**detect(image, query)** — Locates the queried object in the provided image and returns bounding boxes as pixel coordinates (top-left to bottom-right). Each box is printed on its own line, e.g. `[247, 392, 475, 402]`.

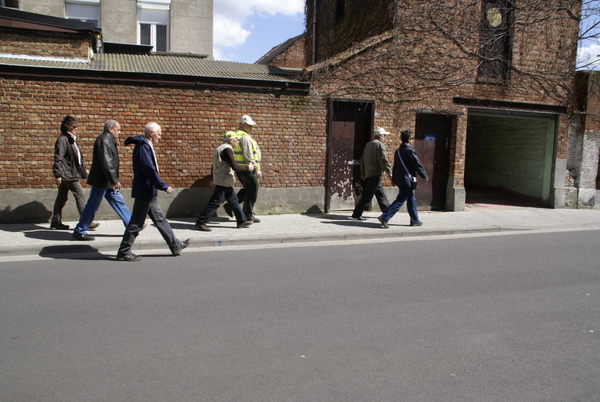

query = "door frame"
[325, 98, 374, 212]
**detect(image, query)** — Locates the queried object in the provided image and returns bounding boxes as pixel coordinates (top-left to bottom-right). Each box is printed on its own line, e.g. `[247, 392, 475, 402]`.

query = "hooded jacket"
[124, 135, 168, 199]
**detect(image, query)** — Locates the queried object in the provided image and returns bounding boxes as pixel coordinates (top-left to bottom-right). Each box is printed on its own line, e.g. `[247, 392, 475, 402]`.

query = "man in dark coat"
[116, 122, 189, 262]
[378, 130, 429, 228]
[72, 119, 131, 240]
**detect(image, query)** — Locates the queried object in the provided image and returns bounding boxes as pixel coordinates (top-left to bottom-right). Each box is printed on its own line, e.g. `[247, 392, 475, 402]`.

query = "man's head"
[239, 115, 256, 131]
[104, 119, 121, 139]
[223, 131, 239, 147]
[400, 130, 413, 144]
[61, 114, 79, 135]
[374, 127, 390, 141]
[144, 122, 162, 145]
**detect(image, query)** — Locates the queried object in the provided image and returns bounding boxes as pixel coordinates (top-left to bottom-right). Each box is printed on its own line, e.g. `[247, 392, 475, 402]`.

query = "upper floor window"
[478, 0, 512, 81]
[335, 0, 346, 22]
[1, 0, 20, 8]
[137, 1, 170, 52]
[65, 0, 100, 28]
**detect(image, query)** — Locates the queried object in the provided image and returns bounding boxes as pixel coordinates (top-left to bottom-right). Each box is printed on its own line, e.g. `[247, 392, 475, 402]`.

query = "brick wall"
[0, 78, 327, 191]
[0, 28, 91, 59]
[266, 35, 307, 70]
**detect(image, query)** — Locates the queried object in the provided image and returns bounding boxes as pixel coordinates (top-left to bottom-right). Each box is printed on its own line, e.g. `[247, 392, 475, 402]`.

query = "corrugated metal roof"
[0, 53, 304, 83]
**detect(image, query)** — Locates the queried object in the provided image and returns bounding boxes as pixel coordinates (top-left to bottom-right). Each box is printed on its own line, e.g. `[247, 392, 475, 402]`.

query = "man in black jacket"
[72, 120, 131, 241]
[378, 130, 429, 228]
[51, 114, 97, 230]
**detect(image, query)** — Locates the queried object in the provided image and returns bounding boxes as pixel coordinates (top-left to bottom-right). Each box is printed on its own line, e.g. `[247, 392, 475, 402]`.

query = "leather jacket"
[87, 131, 120, 188]
[52, 133, 87, 181]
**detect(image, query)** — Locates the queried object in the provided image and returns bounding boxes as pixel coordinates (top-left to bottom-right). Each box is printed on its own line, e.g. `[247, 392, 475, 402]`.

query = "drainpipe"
[312, 0, 317, 65]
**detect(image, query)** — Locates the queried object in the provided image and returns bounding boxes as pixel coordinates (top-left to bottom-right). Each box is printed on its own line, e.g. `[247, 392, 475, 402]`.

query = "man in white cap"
[351, 127, 392, 220]
[224, 115, 263, 222]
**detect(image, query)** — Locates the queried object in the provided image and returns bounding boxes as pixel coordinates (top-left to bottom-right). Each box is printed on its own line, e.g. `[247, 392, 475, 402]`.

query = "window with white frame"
[65, 0, 100, 28]
[137, 1, 170, 52]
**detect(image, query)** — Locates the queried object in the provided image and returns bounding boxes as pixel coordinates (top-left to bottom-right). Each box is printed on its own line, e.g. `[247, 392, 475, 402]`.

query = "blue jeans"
[380, 186, 419, 224]
[74, 186, 131, 235]
[198, 185, 246, 224]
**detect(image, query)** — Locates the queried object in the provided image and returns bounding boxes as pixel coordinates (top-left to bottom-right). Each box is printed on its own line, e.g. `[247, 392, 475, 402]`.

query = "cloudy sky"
[213, 0, 305, 63]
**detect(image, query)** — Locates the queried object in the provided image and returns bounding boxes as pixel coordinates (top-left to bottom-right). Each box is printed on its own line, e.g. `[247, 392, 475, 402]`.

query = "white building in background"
[1, 0, 213, 56]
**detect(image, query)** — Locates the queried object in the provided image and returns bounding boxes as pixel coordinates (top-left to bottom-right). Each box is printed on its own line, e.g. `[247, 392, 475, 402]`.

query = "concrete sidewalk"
[2, 205, 600, 259]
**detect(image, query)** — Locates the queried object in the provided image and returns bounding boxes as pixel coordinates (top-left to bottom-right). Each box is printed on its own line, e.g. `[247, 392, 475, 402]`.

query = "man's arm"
[97, 135, 120, 186]
[222, 148, 252, 172]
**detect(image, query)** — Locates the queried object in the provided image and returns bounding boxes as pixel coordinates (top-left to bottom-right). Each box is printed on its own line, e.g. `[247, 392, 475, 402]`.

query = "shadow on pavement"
[39, 245, 110, 260]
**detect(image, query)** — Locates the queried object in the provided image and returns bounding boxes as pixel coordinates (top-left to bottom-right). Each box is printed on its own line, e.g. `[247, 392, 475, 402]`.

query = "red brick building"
[305, 0, 582, 211]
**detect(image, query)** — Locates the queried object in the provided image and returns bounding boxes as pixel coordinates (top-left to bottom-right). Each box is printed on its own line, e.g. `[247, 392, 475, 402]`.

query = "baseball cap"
[224, 131, 238, 139]
[240, 115, 256, 126]
[374, 127, 390, 136]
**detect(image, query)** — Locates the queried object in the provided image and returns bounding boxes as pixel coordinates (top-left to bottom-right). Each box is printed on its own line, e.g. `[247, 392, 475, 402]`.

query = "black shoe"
[172, 238, 190, 256]
[223, 203, 234, 218]
[88, 221, 100, 231]
[378, 216, 389, 229]
[116, 253, 142, 262]
[351, 216, 367, 221]
[410, 221, 423, 226]
[195, 222, 212, 231]
[237, 220, 253, 228]
[72, 232, 95, 241]
[50, 222, 69, 230]
[250, 217, 261, 223]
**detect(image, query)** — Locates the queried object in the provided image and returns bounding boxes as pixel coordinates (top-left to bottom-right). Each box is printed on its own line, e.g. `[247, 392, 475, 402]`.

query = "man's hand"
[256, 170, 262, 179]
[248, 162, 255, 172]
[166, 186, 173, 194]
[207, 181, 215, 191]
[55, 177, 62, 185]
[112, 181, 122, 191]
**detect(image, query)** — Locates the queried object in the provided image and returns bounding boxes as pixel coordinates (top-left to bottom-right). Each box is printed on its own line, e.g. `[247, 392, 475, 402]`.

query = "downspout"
[312, 0, 317, 65]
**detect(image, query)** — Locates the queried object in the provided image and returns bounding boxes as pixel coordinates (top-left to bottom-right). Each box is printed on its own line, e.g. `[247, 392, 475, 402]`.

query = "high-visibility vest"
[233, 129, 261, 169]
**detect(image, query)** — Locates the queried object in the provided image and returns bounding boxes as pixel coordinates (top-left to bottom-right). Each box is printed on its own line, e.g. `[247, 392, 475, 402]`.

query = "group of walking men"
[52, 114, 428, 261]
[51, 114, 262, 262]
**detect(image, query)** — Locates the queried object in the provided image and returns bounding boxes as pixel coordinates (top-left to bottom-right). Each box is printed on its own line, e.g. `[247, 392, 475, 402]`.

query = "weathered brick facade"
[0, 78, 327, 189]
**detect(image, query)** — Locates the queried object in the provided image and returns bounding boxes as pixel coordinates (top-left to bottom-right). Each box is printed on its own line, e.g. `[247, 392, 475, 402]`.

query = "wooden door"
[413, 114, 452, 210]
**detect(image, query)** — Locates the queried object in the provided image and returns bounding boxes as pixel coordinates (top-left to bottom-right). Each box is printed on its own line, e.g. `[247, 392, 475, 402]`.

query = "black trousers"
[118, 197, 181, 256]
[352, 176, 389, 218]
[197, 185, 246, 224]
[235, 170, 259, 219]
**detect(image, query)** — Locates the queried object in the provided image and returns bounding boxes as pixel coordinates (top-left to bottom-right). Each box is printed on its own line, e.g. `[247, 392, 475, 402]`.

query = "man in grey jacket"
[351, 127, 392, 220]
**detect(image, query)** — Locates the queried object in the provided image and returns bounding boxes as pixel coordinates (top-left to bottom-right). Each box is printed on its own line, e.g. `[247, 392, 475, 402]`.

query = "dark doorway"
[413, 113, 452, 210]
[326, 99, 374, 211]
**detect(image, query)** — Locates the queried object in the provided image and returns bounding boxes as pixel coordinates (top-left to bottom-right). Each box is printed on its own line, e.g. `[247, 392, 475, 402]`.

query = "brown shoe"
[237, 220, 253, 228]
[195, 222, 212, 231]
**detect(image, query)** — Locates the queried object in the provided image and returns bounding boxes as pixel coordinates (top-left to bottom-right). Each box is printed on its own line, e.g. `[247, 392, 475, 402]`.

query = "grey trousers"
[117, 197, 181, 256]
[52, 180, 86, 224]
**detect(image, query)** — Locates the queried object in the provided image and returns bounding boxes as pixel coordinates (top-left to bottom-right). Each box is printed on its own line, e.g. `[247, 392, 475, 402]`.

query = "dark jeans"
[352, 176, 389, 218]
[235, 170, 259, 219]
[118, 197, 182, 256]
[197, 185, 246, 224]
[52, 180, 86, 224]
[380, 186, 419, 224]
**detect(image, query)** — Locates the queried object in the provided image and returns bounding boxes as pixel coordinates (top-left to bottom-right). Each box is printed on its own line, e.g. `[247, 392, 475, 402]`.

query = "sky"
[213, 0, 306, 64]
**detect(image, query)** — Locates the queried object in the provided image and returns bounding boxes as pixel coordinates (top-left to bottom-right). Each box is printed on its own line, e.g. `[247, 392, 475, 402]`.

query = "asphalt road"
[1, 230, 599, 402]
